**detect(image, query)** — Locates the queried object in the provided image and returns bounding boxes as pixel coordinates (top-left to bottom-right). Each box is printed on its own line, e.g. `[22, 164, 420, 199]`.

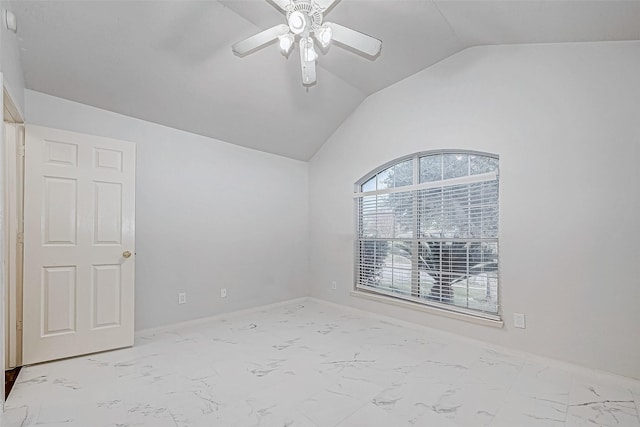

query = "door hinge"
[16, 320, 23, 331]
[17, 232, 24, 244]
[18, 125, 26, 157]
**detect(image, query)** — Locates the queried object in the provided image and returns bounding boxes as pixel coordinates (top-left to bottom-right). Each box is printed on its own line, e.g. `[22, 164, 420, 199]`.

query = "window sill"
[350, 290, 504, 329]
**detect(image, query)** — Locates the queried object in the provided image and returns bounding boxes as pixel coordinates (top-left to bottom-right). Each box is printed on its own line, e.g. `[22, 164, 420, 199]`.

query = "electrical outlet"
[221, 288, 227, 298]
[331, 281, 337, 290]
[178, 292, 186, 304]
[513, 313, 526, 329]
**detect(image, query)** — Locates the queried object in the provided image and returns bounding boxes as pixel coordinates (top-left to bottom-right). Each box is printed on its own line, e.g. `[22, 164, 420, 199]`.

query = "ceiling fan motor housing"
[287, 1, 323, 33]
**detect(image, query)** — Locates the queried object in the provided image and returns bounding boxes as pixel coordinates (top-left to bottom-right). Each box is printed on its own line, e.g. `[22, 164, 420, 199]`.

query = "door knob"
[123, 251, 132, 258]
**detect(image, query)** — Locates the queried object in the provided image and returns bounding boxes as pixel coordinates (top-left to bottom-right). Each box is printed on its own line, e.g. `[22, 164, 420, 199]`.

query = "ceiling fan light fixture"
[231, 0, 382, 87]
[278, 33, 295, 56]
[288, 11, 307, 35]
[301, 37, 317, 62]
[315, 24, 332, 49]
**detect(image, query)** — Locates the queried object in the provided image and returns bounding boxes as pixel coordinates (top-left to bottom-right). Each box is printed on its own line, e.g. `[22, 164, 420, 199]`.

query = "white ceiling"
[10, 0, 640, 160]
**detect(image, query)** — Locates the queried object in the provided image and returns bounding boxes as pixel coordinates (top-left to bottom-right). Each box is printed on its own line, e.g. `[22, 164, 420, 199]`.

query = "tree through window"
[355, 151, 500, 319]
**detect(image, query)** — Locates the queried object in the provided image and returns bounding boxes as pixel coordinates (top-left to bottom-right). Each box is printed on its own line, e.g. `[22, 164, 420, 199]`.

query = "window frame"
[353, 150, 501, 323]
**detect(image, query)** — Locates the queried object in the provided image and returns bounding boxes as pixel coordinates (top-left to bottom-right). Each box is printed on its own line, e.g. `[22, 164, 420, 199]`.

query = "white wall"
[25, 90, 309, 331]
[0, 1, 25, 114]
[309, 41, 640, 379]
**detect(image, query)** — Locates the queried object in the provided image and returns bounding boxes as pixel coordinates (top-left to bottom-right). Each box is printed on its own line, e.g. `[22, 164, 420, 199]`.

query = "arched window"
[355, 151, 500, 320]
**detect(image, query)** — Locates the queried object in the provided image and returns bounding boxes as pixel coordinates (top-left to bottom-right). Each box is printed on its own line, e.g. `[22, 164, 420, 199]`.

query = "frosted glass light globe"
[278, 33, 295, 55]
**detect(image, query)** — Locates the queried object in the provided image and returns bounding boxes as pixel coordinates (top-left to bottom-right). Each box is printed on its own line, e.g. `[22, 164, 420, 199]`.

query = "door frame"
[3, 86, 25, 371]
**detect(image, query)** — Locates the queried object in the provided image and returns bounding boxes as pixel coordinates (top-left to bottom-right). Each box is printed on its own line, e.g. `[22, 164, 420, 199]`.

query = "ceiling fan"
[231, 0, 382, 86]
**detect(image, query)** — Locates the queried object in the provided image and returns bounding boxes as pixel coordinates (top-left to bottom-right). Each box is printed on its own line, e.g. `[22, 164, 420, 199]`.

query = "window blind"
[355, 152, 499, 320]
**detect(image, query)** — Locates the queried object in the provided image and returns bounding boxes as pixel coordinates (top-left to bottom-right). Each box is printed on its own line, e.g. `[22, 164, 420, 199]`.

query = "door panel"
[94, 148, 122, 171]
[42, 266, 76, 336]
[45, 140, 77, 167]
[23, 125, 136, 365]
[92, 264, 121, 328]
[94, 182, 122, 244]
[44, 177, 78, 245]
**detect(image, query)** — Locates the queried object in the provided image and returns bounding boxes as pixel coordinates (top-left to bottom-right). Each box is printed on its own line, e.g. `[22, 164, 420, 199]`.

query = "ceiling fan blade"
[300, 50, 317, 86]
[232, 24, 290, 57]
[267, 0, 293, 13]
[315, 0, 340, 13]
[325, 22, 382, 57]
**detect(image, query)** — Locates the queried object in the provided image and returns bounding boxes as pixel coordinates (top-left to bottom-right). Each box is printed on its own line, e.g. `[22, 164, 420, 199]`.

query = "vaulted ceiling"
[10, 0, 640, 160]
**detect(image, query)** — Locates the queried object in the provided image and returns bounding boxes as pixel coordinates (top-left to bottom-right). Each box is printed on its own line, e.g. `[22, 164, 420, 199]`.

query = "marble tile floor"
[2, 298, 640, 427]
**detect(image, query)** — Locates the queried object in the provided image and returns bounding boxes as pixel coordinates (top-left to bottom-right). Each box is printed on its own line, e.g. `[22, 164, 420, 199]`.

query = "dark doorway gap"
[5, 366, 22, 398]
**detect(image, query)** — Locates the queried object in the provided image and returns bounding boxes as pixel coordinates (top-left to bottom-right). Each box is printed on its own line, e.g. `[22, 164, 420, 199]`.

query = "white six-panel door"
[23, 125, 136, 365]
